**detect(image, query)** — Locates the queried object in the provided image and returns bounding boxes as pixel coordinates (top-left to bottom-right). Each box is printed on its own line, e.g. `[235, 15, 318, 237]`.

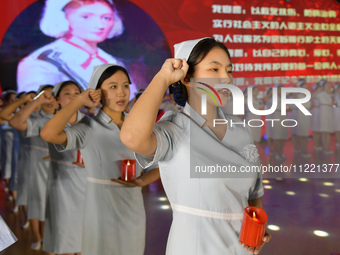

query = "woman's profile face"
[101, 70, 130, 113]
[190, 47, 233, 107]
[65, 2, 114, 43]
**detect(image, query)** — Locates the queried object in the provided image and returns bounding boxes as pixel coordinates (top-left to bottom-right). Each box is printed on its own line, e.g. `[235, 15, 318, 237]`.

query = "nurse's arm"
[0, 94, 34, 121]
[111, 168, 160, 187]
[248, 197, 263, 208]
[9, 94, 50, 132]
[40, 89, 101, 145]
[121, 58, 189, 157]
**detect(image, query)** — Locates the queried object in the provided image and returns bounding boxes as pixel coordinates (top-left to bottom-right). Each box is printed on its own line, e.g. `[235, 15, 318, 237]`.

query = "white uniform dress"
[271, 98, 289, 140]
[317, 91, 334, 132]
[15, 131, 32, 206]
[311, 95, 320, 132]
[296, 94, 312, 137]
[265, 98, 274, 139]
[244, 98, 263, 143]
[26, 111, 52, 221]
[27, 111, 87, 254]
[334, 94, 340, 131]
[17, 39, 123, 92]
[0, 216, 17, 252]
[55, 110, 147, 255]
[135, 104, 264, 255]
[9, 128, 19, 193]
[0, 121, 14, 180]
[289, 103, 298, 136]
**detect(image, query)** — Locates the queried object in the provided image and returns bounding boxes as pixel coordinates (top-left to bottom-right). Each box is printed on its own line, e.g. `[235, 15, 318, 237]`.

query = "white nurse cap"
[296, 79, 306, 87]
[88, 64, 119, 89]
[174, 38, 210, 60]
[37, 84, 54, 94]
[52, 81, 65, 97]
[319, 79, 328, 87]
[1, 90, 17, 100]
[52, 80, 79, 97]
[40, 0, 124, 38]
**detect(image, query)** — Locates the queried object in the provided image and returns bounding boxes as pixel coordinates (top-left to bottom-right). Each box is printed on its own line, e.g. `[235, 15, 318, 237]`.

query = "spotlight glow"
[319, 193, 329, 198]
[286, 191, 295, 196]
[323, 182, 334, 187]
[276, 178, 283, 181]
[263, 180, 270, 184]
[299, 178, 308, 182]
[159, 197, 167, 201]
[313, 230, 329, 237]
[335, 189, 340, 193]
[160, 205, 170, 210]
[268, 225, 280, 231]
[264, 185, 272, 189]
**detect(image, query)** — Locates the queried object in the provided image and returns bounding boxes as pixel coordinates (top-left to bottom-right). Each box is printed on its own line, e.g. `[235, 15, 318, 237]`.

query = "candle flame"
[127, 160, 130, 166]
[252, 212, 260, 223]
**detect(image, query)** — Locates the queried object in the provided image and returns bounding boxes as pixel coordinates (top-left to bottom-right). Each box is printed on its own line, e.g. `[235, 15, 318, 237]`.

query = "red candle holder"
[72, 150, 85, 167]
[239, 206, 267, 247]
[121, 160, 136, 181]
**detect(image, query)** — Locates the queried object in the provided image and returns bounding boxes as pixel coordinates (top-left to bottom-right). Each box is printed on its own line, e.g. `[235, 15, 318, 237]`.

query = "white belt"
[50, 159, 77, 167]
[171, 203, 243, 220]
[87, 177, 122, 186]
[29, 145, 49, 152]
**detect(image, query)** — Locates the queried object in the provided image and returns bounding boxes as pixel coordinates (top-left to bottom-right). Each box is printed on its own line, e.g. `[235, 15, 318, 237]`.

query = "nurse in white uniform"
[316, 80, 334, 154]
[334, 83, 340, 147]
[264, 87, 274, 155]
[10, 85, 58, 250]
[311, 83, 322, 150]
[41, 65, 159, 255]
[271, 85, 289, 161]
[295, 81, 312, 157]
[0, 91, 37, 227]
[244, 86, 263, 146]
[121, 38, 271, 255]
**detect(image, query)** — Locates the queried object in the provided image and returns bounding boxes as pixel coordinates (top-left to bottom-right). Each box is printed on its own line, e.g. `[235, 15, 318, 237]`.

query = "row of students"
[0, 85, 57, 250]
[1, 37, 270, 255]
[223, 79, 338, 160]
[1, 68, 159, 254]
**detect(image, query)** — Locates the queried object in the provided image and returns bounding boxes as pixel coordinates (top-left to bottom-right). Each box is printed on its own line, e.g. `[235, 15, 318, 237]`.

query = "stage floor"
[1, 137, 339, 255]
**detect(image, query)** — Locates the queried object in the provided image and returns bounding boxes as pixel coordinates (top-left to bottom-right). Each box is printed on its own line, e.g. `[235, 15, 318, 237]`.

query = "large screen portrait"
[0, 0, 172, 96]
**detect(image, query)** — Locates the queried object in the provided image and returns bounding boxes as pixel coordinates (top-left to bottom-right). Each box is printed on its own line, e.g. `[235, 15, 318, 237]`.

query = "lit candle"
[239, 206, 267, 247]
[121, 160, 136, 181]
[72, 150, 85, 167]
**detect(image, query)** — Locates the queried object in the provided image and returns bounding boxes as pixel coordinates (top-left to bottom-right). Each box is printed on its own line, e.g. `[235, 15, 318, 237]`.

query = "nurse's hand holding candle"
[111, 167, 160, 187]
[239, 200, 271, 254]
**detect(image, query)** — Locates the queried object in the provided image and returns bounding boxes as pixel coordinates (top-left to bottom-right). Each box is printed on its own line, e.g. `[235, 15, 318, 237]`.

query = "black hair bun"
[169, 81, 188, 107]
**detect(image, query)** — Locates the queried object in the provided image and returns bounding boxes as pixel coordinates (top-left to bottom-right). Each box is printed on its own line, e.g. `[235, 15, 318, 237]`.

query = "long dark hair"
[96, 65, 131, 89]
[170, 38, 231, 106]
